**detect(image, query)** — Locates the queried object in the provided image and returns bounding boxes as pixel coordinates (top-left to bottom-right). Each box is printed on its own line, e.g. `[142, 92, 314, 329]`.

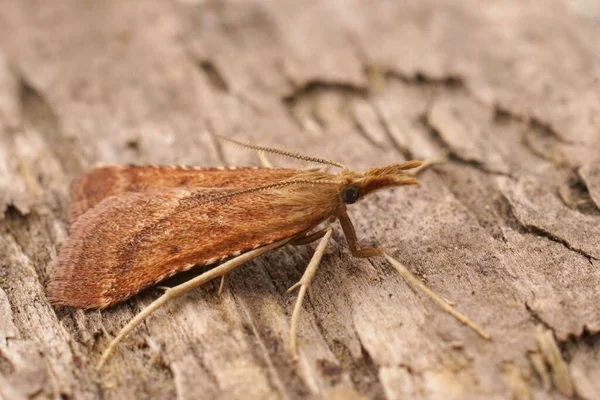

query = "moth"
[47, 137, 489, 369]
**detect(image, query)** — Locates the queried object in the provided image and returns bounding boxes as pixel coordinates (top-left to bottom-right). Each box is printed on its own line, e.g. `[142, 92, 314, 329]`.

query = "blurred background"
[0, 1, 599, 399]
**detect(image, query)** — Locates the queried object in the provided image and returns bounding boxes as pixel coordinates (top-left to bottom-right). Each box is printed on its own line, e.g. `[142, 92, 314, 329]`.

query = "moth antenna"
[216, 135, 346, 169]
[198, 179, 338, 205]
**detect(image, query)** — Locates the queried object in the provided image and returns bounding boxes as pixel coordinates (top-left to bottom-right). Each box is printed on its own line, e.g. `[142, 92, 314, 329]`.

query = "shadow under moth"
[47, 137, 490, 370]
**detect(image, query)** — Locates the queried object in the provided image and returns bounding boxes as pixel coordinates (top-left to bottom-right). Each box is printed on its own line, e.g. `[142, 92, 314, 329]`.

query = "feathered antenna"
[197, 179, 339, 205]
[216, 135, 346, 169]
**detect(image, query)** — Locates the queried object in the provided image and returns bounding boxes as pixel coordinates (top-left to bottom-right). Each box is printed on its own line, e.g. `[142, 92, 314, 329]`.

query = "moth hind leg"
[256, 150, 273, 168]
[217, 275, 227, 296]
[96, 238, 290, 370]
[287, 227, 333, 359]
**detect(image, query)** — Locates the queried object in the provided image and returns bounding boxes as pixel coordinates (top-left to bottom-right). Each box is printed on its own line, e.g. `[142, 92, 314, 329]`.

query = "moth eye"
[342, 185, 359, 204]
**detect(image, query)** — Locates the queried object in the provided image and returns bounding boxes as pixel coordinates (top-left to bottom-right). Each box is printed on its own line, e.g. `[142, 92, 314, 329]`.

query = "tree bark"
[1, 1, 599, 399]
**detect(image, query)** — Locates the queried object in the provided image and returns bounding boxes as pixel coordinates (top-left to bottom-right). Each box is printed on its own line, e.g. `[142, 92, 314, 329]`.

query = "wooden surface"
[1, 1, 599, 399]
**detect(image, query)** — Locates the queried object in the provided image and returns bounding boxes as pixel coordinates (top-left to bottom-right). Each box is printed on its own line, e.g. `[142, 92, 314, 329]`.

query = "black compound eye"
[342, 185, 360, 204]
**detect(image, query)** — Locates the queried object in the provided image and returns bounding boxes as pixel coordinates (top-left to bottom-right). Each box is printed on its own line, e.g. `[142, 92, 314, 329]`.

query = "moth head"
[340, 161, 423, 205]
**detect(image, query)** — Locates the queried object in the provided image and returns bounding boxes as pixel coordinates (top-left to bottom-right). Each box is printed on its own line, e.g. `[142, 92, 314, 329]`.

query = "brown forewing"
[49, 183, 340, 309]
[68, 166, 299, 223]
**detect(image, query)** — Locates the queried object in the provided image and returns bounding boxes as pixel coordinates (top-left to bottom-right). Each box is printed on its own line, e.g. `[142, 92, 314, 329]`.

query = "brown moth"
[47, 137, 489, 369]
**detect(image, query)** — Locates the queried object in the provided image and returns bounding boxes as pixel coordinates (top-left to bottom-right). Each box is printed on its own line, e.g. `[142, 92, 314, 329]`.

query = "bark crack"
[421, 113, 513, 178]
[499, 190, 597, 263]
[524, 301, 555, 333]
[376, 67, 464, 90]
[519, 221, 595, 263]
[282, 80, 368, 106]
[495, 106, 578, 146]
[335, 333, 385, 400]
[198, 60, 230, 93]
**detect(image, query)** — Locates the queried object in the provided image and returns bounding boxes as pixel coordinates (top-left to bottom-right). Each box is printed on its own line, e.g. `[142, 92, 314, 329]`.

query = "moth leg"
[96, 237, 292, 371]
[383, 253, 491, 340]
[339, 213, 384, 258]
[256, 151, 273, 168]
[289, 227, 329, 246]
[217, 275, 227, 296]
[340, 213, 489, 339]
[286, 227, 333, 360]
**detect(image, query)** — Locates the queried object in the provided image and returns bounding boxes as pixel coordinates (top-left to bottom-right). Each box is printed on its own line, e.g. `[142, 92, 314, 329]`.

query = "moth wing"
[68, 166, 298, 223]
[49, 184, 339, 309]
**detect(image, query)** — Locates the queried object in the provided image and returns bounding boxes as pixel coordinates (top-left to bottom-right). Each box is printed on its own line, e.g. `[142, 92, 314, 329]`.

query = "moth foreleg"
[287, 227, 333, 360]
[96, 237, 292, 370]
[339, 213, 384, 258]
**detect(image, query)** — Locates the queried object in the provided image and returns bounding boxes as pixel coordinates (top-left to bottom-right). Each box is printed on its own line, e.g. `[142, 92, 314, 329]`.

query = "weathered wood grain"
[1, 1, 599, 399]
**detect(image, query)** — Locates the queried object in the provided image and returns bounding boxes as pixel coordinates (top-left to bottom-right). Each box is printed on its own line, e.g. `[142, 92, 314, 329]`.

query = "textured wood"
[1, 1, 599, 399]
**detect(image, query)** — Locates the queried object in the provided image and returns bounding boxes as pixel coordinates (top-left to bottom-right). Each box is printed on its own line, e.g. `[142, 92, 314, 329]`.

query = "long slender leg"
[256, 151, 273, 168]
[383, 253, 490, 340]
[96, 237, 292, 370]
[339, 213, 383, 258]
[217, 274, 227, 296]
[286, 227, 333, 359]
[339, 213, 490, 339]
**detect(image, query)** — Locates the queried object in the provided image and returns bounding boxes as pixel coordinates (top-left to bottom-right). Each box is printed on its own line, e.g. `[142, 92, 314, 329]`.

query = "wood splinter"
[46, 136, 490, 370]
